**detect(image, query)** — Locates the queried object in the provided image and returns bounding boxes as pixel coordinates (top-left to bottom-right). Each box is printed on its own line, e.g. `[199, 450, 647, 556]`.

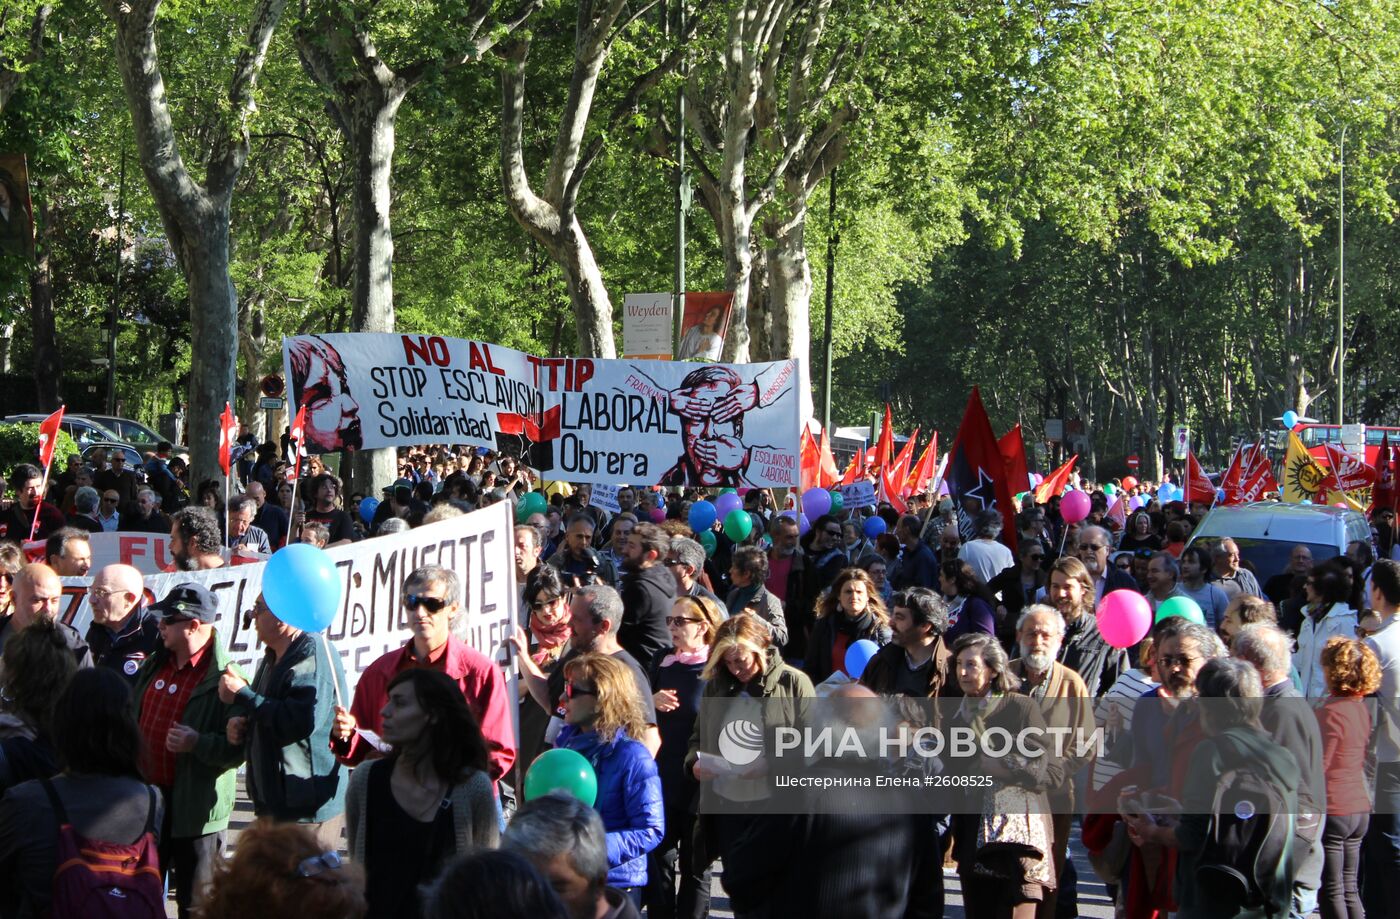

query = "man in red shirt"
[330, 565, 516, 782]
[0, 463, 66, 541]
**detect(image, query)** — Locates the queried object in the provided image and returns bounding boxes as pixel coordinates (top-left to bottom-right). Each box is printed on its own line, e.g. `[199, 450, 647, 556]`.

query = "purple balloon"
[780, 509, 812, 536]
[649, 507, 667, 524]
[801, 488, 832, 519]
[715, 493, 743, 518]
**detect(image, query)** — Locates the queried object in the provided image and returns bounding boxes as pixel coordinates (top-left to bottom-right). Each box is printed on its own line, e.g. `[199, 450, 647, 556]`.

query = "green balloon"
[720, 487, 738, 495]
[829, 490, 845, 514]
[699, 530, 718, 556]
[1155, 596, 1205, 625]
[1103, 483, 1117, 497]
[516, 491, 548, 521]
[524, 748, 598, 807]
[723, 508, 753, 542]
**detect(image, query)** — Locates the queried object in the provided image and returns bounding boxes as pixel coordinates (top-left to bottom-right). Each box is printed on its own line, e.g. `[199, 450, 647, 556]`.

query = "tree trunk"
[184, 225, 239, 488]
[552, 219, 615, 357]
[718, 194, 754, 362]
[766, 195, 815, 418]
[28, 194, 61, 410]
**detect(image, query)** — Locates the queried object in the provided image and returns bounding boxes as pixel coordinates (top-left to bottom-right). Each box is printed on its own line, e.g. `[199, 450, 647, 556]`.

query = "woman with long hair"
[511, 566, 573, 779]
[804, 568, 892, 683]
[196, 479, 227, 538]
[1117, 511, 1161, 553]
[0, 619, 79, 791]
[938, 559, 998, 642]
[1316, 637, 1380, 919]
[345, 668, 499, 919]
[0, 667, 166, 917]
[1296, 560, 1360, 697]
[555, 653, 664, 905]
[646, 596, 726, 919]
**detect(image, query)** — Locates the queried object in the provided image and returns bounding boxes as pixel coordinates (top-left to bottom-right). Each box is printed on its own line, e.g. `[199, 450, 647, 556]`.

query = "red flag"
[1219, 444, 1245, 504]
[839, 449, 862, 486]
[997, 425, 1031, 495]
[1323, 442, 1376, 492]
[799, 427, 822, 490]
[36, 407, 63, 470]
[873, 404, 894, 471]
[946, 388, 1017, 549]
[817, 429, 840, 489]
[1185, 452, 1215, 504]
[905, 432, 939, 496]
[1105, 495, 1127, 530]
[218, 402, 237, 477]
[1033, 454, 1078, 504]
[1372, 434, 1395, 514]
[289, 405, 307, 479]
[1239, 461, 1278, 503]
[890, 428, 919, 489]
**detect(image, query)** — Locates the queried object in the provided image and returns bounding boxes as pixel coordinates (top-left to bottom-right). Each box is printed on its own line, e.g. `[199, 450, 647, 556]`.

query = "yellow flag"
[1281, 432, 1330, 503]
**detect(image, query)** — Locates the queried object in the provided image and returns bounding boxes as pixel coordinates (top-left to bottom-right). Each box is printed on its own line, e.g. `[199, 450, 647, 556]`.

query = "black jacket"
[804, 614, 892, 685]
[1058, 611, 1126, 698]
[619, 564, 676, 672]
[86, 607, 162, 684]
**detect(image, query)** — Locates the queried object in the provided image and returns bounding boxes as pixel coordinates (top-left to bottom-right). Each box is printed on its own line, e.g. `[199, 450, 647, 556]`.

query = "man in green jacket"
[132, 582, 248, 919]
[220, 593, 348, 847]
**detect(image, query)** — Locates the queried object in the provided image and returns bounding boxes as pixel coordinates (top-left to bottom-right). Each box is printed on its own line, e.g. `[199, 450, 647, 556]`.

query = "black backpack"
[1193, 732, 1294, 916]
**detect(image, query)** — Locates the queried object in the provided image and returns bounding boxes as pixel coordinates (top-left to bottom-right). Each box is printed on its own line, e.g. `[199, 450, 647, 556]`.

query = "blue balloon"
[863, 516, 887, 539]
[688, 499, 717, 532]
[844, 639, 879, 679]
[1156, 483, 1174, 502]
[1282, 410, 1299, 429]
[359, 496, 380, 526]
[263, 543, 343, 633]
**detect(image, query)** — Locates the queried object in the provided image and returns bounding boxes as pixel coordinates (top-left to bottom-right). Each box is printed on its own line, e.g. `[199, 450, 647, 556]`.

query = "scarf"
[834, 607, 874, 638]
[660, 646, 710, 668]
[529, 611, 571, 665]
[729, 584, 763, 616]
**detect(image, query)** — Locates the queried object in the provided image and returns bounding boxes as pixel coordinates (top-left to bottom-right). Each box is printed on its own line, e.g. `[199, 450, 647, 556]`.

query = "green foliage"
[0, 424, 77, 479]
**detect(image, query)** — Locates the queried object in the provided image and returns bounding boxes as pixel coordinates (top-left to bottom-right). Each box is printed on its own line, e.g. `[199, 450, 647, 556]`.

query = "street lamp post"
[1336, 124, 1345, 426]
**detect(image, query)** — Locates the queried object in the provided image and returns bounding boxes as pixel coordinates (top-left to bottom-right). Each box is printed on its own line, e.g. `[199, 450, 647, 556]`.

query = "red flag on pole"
[905, 432, 939, 497]
[36, 407, 63, 470]
[799, 427, 821, 490]
[1322, 442, 1377, 492]
[997, 424, 1031, 496]
[873, 404, 894, 471]
[1105, 495, 1127, 530]
[838, 450, 862, 486]
[890, 428, 919, 490]
[289, 405, 307, 480]
[817, 429, 840, 489]
[1219, 444, 1245, 504]
[1372, 434, 1395, 515]
[218, 402, 237, 477]
[1033, 454, 1078, 504]
[1185, 451, 1215, 505]
[1239, 461, 1278, 503]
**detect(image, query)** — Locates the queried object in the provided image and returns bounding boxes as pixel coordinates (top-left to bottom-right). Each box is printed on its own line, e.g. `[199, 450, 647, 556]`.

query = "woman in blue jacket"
[555, 652, 664, 904]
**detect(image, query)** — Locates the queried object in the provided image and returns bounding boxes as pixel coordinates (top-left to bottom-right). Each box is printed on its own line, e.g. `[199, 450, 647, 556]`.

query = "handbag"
[973, 783, 1055, 887]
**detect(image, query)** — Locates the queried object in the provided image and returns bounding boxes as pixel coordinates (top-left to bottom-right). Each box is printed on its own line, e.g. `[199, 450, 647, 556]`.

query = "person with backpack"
[0, 617, 80, 793]
[0, 666, 165, 918]
[1123, 657, 1300, 919]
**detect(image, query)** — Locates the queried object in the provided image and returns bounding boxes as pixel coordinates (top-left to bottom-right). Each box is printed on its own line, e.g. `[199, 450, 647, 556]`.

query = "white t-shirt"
[959, 538, 1015, 585]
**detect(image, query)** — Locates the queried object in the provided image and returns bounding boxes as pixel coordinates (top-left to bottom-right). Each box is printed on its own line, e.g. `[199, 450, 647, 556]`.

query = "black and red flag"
[947, 388, 1017, 549]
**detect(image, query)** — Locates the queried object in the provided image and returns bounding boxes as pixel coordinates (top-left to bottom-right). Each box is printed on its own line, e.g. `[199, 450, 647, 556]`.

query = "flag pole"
[916, 454, 949, 542]
[320, 631, 345, 710]
[29, 456, 54, 542]
[224, 470, 231, 553]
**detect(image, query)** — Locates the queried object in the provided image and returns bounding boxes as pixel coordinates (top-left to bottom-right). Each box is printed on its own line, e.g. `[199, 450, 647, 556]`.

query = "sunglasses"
[404, 594, 448, 613]
[665, 616, 703, 626]
[529, 597, 562, 611]
[1080, 543, 1107, 552]
[824, 529, 842, 537]
[296, 850, 344, 879]
[565, 682, 597, 699]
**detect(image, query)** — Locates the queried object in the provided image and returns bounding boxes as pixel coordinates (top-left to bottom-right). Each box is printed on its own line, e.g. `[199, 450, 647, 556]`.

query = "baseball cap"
[383, 477, 414, 494]
[150, 583, 219, 623]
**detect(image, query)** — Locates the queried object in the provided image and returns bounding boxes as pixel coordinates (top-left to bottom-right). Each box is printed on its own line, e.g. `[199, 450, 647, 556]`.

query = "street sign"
[1126, 454, 1140, 469]
[259, 374, 285, 398]
[1044, 419, 1064, 443]
[258, 397, 285, 410]
[1172, 426, 1190, 461]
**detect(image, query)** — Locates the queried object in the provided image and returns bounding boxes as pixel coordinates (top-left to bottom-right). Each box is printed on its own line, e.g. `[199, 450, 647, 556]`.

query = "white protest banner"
[589, 484, 622, 514]
[85, 532, 173, 574]
[622, 293, 674, 359]
[839, 481, 877, 509]
[58, 503, 517, 697]
[282, 332, 801, 488]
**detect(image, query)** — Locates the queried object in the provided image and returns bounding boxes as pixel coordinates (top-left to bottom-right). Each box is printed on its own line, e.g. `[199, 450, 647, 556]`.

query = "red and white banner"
[37, 407, 64, 469]
[1323, 442, 1376, 492]
[218, 402, 237, 477]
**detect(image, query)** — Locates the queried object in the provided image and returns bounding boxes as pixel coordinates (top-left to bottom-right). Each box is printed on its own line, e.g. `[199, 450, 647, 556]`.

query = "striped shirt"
[1090, 667, 1158, 791]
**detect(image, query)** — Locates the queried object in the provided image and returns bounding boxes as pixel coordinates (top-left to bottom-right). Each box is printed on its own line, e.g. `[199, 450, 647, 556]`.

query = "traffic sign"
[1126, 454, 1140, 469]
[260, 374, 285, 398]
[1172, 426, 1190, 461]
[259, 397, 285, 410]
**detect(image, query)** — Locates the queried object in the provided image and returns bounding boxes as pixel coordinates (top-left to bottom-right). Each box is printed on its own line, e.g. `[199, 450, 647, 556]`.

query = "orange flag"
[839, 449, 863, 486]
[873, 404, 894, 470]
[817, 429, 840, 488]
[1033, 454, 1078, 504]
[889, 428, 919, 493]
[799, 427, 822, 490]
[905, 432, 939, 496]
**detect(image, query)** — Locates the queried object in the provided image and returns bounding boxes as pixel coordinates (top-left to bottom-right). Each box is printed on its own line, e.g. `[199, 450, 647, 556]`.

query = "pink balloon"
[649, 507, 667, 523]
[1097, 589, 1151, 649]
[1060, 489, 1092, 524]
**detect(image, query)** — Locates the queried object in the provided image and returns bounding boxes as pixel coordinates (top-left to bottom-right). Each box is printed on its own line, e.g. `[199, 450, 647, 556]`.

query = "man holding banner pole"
[0, 463, 66, 543]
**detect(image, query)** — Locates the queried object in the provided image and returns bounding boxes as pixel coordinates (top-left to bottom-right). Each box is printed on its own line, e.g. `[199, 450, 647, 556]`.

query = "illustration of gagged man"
[659, 364, 790, 487]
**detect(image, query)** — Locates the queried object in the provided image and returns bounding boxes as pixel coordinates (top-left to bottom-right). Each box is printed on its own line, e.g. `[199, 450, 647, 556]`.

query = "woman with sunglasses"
[345, 668, 498, 919]
[645, 596, 725, 918]
[555, 653, 664, 906]
[510, 567, 573, 784]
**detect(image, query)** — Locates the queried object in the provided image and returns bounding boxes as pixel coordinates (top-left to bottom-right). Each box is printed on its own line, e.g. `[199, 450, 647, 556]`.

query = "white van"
[1186, 501, 1371, 586]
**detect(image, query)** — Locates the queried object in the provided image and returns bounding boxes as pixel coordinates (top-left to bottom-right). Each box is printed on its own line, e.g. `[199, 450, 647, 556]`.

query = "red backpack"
[39, 776, 165, 918]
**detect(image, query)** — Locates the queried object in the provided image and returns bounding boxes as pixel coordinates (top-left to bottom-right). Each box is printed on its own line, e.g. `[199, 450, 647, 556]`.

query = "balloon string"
[321, 630, 346, 711]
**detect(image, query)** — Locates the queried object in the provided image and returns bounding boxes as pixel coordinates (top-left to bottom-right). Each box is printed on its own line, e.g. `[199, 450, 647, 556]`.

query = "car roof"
[1189, 501, 1370, 549]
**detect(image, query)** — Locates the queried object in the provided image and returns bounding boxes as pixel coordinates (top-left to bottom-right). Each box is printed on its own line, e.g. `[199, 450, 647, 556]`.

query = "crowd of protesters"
[0, 438, 1395, 919]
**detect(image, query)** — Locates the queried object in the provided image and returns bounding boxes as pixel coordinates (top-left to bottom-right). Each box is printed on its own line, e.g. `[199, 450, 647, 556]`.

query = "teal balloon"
[517, 491, 548, 521]
[720, 487, 738, 495]
[524, 748, 598, 807]
[723, 509, 753, 542]
[698, 530, 718, 557]
[1155, 596, 1205, 626]
[1103, 483, 1117, 497]
[263, 544, 342, 632]
[829, 490, 845, 514]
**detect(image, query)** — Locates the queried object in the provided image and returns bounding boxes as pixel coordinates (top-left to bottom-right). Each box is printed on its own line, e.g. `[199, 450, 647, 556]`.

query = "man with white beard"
[1009, 604, 1095, 919]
